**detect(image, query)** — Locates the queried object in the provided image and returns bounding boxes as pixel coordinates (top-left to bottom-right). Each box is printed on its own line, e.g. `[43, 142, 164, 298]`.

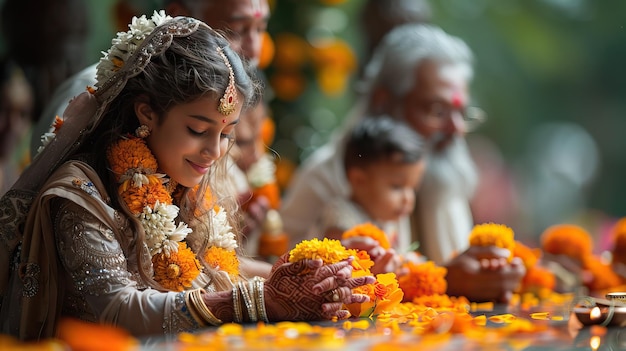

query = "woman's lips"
[188, 160, 212, 174]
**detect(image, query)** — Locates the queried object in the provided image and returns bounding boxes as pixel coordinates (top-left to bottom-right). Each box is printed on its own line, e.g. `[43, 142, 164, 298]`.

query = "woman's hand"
[264, 254, 376, 321]
[445, 246, 526, 303]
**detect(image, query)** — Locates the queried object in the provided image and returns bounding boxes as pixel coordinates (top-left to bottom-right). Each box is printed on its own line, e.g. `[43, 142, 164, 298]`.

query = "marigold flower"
[347, 272, 403, 318]
[398, 261, 448, 301]
[204, 246, 240, 279]
[288, 238, 351, 264]
[583, 255, 623, 292]
[342, 222, 391, 250]
[121, 180, 172, 215]
[520, 266, 556, 294]
[540, 224, 593, 263]
[153, 242, 201, 291]
[107, 137, 159, 182]
[513, 241, 541, 270]
[468, 223, 515, 260]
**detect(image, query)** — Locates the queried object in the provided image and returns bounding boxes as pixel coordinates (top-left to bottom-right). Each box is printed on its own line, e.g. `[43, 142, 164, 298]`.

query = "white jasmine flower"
[208, 207, 238, 251]
[246, 154, 276, 188]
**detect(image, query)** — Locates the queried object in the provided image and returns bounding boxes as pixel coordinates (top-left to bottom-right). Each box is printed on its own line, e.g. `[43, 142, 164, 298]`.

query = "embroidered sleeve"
[53, 198, 197, 336]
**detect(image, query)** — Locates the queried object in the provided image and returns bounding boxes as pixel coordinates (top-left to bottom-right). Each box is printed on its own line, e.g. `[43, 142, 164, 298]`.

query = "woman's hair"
[77, 24, 261, 290]
[343, 115, 425, 171]
[360, 23, 474, 98]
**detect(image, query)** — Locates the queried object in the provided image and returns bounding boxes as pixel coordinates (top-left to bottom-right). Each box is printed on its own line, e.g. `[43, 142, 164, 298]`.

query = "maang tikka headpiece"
[216, 47, 238, 115]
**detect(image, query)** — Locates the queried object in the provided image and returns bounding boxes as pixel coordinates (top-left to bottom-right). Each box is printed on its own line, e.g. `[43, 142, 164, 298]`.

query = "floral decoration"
[342, 222, 390, 250]
[95, 10, 173, 88]
[540, 224, 593, 263]
[468, 222, 515, 261]
[107, 135, 239, 290]
[398, 261, 447, 302]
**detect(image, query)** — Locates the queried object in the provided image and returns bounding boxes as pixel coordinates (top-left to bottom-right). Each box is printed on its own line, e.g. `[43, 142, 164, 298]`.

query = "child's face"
[350, 159, 426, 223]
[140, 94, 243, 188]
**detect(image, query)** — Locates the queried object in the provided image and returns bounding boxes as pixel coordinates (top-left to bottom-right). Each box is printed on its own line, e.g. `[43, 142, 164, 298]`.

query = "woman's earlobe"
[134, 101, 155, 127]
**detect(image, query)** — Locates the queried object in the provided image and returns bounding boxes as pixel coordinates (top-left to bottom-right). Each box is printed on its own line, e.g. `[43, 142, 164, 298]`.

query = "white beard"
[412, 136, 478, 264]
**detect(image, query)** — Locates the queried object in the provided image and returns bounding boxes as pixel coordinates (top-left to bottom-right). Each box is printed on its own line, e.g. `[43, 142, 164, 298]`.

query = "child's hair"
[344, 115, 424, 170]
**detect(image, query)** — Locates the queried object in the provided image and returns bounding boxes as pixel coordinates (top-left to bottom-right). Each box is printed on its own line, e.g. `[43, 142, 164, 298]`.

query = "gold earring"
[135, 125, 151, 138]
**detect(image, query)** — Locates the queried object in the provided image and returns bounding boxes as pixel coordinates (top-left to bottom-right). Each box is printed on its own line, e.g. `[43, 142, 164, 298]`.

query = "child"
[319, 115, 426, 260]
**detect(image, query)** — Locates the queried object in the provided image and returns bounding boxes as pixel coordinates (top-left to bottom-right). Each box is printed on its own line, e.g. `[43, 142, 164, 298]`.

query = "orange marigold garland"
[107, 135, 239, 291]
[342, 222, 391, 250]
[611, 217, 626, 266]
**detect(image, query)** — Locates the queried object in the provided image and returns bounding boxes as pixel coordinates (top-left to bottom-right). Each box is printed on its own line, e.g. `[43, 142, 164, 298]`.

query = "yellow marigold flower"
[288, 238, 351, 265]
[540, 224, 593, 263]
[121, 181, 172, 215]
[342, 222, 391, 250]
[468, 223, 515, 256]
[398, 261, 447, 301]
[204, 246, 240, 279]
[107, 137, 158, 182]
[152, 242, 201, 291]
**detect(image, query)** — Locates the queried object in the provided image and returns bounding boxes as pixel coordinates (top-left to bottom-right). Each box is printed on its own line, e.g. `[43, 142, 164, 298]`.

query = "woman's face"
[142, 94, 243, 188]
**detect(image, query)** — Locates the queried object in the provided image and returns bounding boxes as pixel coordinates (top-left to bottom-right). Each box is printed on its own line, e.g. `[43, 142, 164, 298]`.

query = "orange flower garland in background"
[468, 223, 515, 261]
[341, 222, 390, 250]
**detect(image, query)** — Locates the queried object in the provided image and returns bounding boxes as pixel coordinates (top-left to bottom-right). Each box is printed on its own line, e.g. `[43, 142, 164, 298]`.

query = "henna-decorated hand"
[264, 254, 375, 321]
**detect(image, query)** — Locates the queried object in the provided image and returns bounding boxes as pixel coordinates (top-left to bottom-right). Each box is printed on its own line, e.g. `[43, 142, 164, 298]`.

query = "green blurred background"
[2, 0, 625, 246]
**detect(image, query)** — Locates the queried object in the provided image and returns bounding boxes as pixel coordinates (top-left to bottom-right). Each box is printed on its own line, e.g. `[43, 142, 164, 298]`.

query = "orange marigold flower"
[411, 293, 470, 311]
[540, 224, 593, 263]
[107, 137, 159, 182]
[348, 249, 374, 273]
[289, 238, 351, 265]
[611, 217, 626, 265]
[513, 241, 541, 270]
[398, 261, 448, 301]
[521, 266, 556, 293]
[53, 115, 64, 133]
[583, 255, 623, 292]
[57, 318, 138, 351]
[203, 246, 240, 279]
[347, 272, 403, 318]
[252, 182, 281, 210]
[468, 223, 515, 260]
[152, 242, 201, 292]
[121, 180, 172, 215]
[342, 222, 391, 250]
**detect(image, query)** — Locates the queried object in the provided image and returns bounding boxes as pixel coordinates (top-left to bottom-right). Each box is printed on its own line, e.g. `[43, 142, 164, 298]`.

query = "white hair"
[361, 23, 474, 98]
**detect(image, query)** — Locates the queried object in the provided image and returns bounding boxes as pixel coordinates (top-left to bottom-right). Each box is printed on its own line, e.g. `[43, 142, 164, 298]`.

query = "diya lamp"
[573, 292, 626, 327]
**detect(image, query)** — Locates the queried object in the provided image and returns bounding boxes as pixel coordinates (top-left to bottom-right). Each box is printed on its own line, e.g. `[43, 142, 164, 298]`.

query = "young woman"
[0, 12, 373, 340]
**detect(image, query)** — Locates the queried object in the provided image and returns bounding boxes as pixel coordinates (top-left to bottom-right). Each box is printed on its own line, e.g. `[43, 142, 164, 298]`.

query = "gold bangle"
[254, 277, 269, 323]
[185, 290, 207, 327]
[190, 288, 223, 326]
[238, 280, 258, 323]
[232, 282, 243, 323]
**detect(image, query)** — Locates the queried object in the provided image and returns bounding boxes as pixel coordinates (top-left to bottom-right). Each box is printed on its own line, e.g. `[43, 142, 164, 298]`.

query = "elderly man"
[280, 23, 524, 302]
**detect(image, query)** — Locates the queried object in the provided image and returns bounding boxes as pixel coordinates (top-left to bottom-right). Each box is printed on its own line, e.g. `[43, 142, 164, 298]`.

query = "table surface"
[140, 297, 626, 351]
